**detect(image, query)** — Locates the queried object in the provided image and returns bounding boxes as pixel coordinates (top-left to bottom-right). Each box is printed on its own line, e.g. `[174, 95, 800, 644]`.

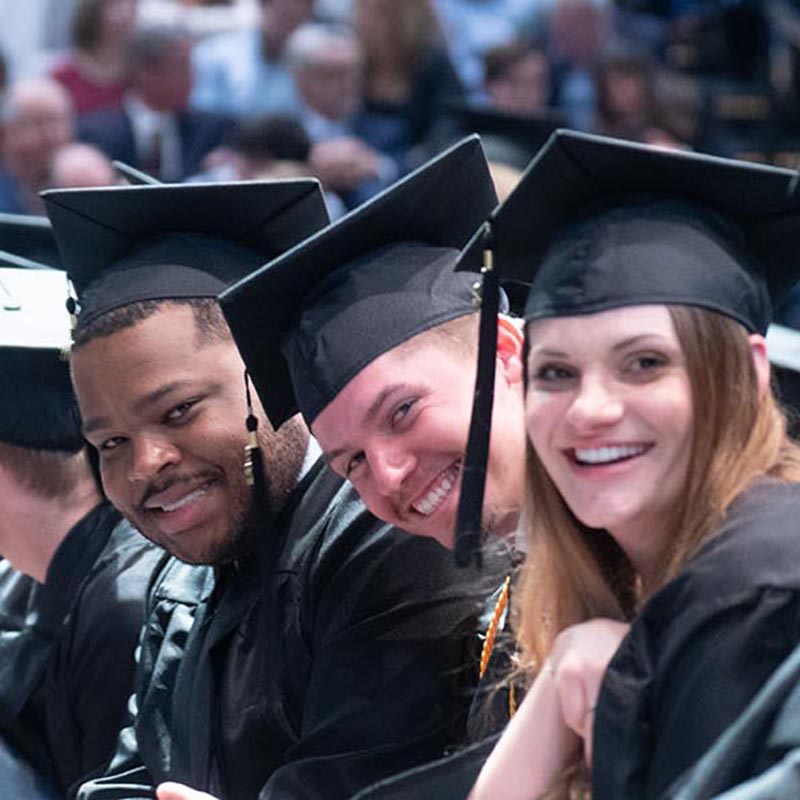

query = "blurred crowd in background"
[0, 0, 796, 227]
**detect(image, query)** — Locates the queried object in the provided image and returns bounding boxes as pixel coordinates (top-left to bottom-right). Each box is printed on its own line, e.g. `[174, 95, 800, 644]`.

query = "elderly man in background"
[0, 78, 74, 215]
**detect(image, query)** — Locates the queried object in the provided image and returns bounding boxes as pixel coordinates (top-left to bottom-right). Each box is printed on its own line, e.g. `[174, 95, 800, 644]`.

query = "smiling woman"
[468, 131, 800, 800]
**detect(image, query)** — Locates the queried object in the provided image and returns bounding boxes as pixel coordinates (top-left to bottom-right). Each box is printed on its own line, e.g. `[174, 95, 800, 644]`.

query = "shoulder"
[653, 480, 800, 615]
[76, 517, 163, 624]
[148, 555, 215, 609]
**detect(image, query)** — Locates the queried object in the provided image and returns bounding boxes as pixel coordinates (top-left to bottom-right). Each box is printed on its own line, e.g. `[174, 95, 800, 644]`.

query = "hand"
[156, 782, 219, 800]
[309, 138, 382, 191]
[545, 618, 630, 767]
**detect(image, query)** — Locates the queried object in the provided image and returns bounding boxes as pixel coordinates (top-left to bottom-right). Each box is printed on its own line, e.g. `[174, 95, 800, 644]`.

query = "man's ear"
[749, 333, 770, 398]
[497, 316, 523, 385]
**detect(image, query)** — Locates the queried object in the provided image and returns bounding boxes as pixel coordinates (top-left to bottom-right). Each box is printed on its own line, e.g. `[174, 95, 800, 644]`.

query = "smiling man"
[220, 136, 527, 552]
[42, 178, 492, 800]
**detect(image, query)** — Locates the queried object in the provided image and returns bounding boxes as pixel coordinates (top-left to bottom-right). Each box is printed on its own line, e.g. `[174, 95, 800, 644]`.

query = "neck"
[609, 520, 668, 594]
[0, 478, 102, 583]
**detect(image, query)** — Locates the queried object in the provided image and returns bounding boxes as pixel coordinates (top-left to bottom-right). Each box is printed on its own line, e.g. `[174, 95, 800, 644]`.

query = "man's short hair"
[0, 441, 89, 498]
[72, 297, 231, 349]
[398, 312, 480, 359]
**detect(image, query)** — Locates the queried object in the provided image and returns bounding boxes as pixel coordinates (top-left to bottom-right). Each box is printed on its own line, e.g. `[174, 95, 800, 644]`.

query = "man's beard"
[193, 468, 276, 566]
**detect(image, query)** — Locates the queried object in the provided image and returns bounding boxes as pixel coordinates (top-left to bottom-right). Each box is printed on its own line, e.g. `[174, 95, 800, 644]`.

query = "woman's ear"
[749, 333, 771, 398]
[497, 315, 524, 385]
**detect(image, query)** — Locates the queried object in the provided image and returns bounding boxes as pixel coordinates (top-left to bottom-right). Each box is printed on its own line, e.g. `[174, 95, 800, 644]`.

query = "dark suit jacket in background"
[77, 107, 235, 181]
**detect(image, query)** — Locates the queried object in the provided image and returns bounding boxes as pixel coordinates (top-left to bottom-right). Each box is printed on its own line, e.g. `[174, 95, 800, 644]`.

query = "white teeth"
[574, 445, 647, 465]
[159, 487, 207, 513]
[413, 464, 459, 516]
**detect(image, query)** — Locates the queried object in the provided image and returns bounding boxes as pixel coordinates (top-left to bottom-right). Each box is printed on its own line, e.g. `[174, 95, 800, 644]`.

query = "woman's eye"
[629, 354, 666, 372]
[345, 452, 365, 477]
[534, 364, 574, 382]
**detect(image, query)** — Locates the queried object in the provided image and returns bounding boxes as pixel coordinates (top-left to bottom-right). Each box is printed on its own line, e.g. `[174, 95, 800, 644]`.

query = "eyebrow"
[529, 334, 669, 360]
[82, 380, 197, 437]
[324, 382, 417, 465]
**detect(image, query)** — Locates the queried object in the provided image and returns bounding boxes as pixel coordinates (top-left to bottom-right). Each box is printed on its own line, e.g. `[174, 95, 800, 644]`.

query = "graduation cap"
[0, 214, 61, 269]
[219, 135, 498, 431]
[0, 267, 82, 452]
[42, 179, 330, 328]
[453, 129, 800, 565]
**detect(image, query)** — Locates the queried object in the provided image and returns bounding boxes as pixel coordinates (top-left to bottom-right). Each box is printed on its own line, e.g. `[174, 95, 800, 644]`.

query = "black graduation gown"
[664, 639, 800, 798]
[353, 555, 526, 800]
[0, 503, 162, 797]
[80, 460, 508, 800]
[593, 478, 800, 799]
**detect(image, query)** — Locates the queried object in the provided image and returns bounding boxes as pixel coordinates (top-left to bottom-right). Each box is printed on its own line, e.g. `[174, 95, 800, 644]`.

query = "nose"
[369, 443, 416, 497]
[565, 373, 624, 433]
[127, 434, 180, 484]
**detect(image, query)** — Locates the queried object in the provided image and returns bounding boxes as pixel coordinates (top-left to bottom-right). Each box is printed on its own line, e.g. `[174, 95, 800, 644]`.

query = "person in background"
[432, 0, 545, 99]
[0, 263, 161, 798]
[593, 45, 684, 148]
[48, 141, 116, 188]
[206, 113, 348, 217]
[287, 21, 396, 206]
[191, 0, 314, 117]
[354, 0, 463, 165]
[50, 0, 138, 115]
[482, 38, 551, 116]
[0, 79, 75, 215]
[547, 0, 611, 131]
[77, 24, 234, 181]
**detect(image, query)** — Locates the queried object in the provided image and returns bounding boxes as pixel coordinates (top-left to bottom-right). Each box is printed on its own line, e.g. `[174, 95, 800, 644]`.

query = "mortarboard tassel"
[455, 220, 500, 568]
[243, 369, 267, 517]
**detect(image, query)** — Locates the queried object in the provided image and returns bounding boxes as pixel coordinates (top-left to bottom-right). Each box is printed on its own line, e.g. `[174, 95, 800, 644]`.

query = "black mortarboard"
[42, 180, 330, 327]
[219, 136, 498, 429]
[0, 214, 61, 269]
[0, 267, 83, 452]
[488, 129, 800, 332]
[454, 129, 800, 565]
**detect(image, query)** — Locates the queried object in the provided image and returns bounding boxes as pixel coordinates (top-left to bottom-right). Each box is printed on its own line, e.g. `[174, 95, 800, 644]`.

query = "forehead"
[527, 304, 677, 350]
[71, 305, 239, 398]
[312, 327, 467, 433]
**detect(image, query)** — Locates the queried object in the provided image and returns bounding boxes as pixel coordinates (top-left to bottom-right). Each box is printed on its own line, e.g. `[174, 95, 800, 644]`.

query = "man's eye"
[164, 400, 197, 423]
[345, 452, 365, 477]
[390, 399, 417, 427]
[99, 436, 126, 452]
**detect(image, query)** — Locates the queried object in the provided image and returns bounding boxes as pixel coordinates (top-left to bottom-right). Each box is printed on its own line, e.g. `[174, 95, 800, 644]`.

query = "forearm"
[469, 672, 579, 800]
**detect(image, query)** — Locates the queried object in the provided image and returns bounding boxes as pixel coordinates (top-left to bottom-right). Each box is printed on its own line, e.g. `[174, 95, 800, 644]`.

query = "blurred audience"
[191, 0, 314, 117]
[77, 24, 234, 180]
[547, 0, 611, 130]
[354, 0, 463, 163]
[593, 44, 684, 148]
[0, 78, 75, 214]
[49, 0, 137, 114]
[432, 0, 546, 98]
[286, 21, 395, 206]
[482, 38, 551, 114]
[47, 141, 115, 187]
